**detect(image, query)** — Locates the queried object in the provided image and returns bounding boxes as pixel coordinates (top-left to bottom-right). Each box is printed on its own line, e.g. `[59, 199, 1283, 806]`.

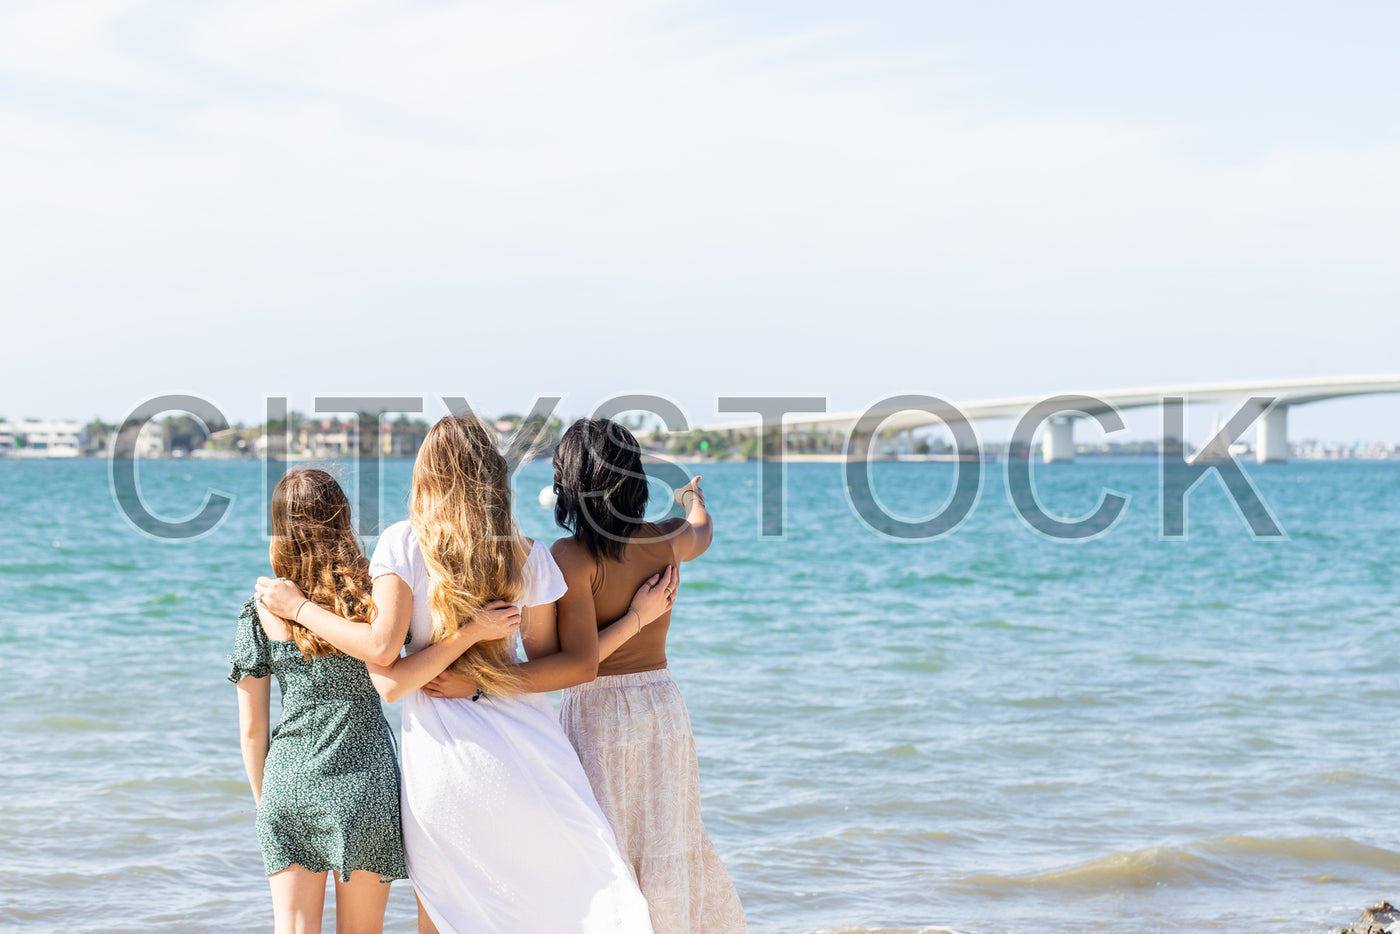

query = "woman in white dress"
[256, 414, 670, 934]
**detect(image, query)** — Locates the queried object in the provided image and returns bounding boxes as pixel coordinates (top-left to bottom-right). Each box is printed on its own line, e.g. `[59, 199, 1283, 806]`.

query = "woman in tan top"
[550, 418, 746, 934]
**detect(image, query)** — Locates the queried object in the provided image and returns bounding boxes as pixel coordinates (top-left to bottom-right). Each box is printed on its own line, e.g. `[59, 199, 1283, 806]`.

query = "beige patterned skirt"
[561, 669, 747, 934]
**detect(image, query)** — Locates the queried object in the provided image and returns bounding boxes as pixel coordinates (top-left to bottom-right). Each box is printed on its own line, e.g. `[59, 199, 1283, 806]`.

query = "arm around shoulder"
[253, 572, 413, 667]
[506, 541, 598, 692]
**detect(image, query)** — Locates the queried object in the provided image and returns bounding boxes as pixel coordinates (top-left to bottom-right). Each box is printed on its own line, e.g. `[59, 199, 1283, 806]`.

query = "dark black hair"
[552, 418, 649, 562]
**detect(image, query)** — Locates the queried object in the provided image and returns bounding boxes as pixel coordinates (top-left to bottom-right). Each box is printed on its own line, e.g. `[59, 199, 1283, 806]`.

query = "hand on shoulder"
[254, 576, 307, 620]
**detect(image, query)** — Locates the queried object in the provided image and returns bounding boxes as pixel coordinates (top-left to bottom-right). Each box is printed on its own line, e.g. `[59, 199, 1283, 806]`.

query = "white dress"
[370, 521, 654, 934]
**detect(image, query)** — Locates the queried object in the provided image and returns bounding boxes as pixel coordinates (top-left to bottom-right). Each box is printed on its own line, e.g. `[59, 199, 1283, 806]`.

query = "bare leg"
[332, 871, 391, 934]
[269, 864, 328, 934]
[415, 892, 441, 934]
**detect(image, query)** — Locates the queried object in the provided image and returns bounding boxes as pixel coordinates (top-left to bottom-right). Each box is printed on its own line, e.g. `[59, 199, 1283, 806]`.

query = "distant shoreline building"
[4, 412, 1399, 463]
[0, 420, 84, 458]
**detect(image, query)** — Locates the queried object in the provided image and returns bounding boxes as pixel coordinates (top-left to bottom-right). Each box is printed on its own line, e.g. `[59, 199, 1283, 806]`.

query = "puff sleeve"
[227, 597, 272, 682]
[521, 541, 568, 607]
[369, 520, 416, 583]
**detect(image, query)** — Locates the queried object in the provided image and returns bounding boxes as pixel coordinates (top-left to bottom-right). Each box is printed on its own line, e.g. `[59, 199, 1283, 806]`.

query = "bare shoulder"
[550, 537, 596, 575]
[648, 518, 686, 564]
[654, 516, 688, 536]
[254, 602, 291, 641]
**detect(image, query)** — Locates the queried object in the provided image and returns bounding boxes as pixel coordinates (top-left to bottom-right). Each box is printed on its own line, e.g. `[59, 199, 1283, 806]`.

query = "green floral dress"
[228, 597, 408, 883]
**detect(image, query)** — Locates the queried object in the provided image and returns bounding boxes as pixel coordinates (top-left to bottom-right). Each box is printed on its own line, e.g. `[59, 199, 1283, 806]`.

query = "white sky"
[1, 0, 1397, 442]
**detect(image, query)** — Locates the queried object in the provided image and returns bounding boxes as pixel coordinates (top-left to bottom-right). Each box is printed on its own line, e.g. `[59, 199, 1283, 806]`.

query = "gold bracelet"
[293, 599, 310, 623]
[633, 607, 642, 635]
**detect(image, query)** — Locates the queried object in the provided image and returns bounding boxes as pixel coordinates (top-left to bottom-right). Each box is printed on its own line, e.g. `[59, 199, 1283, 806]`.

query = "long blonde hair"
[269, 468, 376, 660]
[410, 414, 530, 696]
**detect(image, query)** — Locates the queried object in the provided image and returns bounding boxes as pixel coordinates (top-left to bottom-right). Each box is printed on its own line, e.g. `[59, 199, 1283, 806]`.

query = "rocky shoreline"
[1328, 901, 1400, 934]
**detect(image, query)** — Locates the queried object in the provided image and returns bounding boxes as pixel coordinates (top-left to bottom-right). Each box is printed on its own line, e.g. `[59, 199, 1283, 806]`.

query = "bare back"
[591, 522, 677, 676]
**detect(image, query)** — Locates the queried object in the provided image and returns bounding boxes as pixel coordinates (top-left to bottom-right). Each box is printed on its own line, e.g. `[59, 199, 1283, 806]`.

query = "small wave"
[960, 846, 1230, 893]
[896, 573, 976, 588]
[958, 836, 1400, 897]
[36, 716, 112, 731]
[106, 771, 241, 795]
[971, 618, 1053, 633]
[1126, 653, 1172, 666]
[892, 658, 946, 674]
[1202, 835, 1400, 870]
[0, 563, 73, 575]
[971, 618, 1012, 629]
[22, 583, 84, 596]
[681, 580, 721, 592]
[1003, 693, 1112, 709]
[1178, 600, 1235, 611]
[808, 928, 966, 934]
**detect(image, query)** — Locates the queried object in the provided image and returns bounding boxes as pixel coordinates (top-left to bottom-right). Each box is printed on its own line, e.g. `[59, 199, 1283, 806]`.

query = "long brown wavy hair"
[410, 414, 529, 696]
[269, 468, 376, 660]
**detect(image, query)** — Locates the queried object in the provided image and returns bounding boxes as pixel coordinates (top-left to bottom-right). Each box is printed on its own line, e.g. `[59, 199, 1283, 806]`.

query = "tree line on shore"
[70, 412, 1174, 461]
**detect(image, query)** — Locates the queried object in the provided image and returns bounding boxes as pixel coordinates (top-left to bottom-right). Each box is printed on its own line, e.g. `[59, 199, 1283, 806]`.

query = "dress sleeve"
[369, 521, 414, 582]
[227, 598, 271, 682]
[521, 541, 568, 607]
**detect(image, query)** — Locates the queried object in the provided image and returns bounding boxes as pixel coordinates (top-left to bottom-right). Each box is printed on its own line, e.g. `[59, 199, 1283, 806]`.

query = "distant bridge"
[695, 375, 1400, 464]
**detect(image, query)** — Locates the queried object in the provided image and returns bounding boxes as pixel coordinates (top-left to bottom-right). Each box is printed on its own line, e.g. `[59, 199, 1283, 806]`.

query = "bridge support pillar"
[1043, 417, 1075, 463]
[1256, 404, 1289, 464]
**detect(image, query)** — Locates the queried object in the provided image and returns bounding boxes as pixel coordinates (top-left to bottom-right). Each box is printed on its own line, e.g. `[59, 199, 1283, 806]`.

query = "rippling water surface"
[2, 457, 1398, 933]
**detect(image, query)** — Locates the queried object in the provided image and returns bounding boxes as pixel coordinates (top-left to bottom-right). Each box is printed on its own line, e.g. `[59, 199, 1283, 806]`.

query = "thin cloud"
[0, 0, 1395, 427]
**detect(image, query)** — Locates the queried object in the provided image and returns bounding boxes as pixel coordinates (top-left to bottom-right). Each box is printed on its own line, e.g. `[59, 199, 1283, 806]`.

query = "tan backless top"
[592, 522, 677, 677]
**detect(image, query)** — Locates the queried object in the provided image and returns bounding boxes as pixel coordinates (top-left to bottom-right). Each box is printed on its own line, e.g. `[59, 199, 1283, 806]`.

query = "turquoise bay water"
[2, 457, 1398, 933]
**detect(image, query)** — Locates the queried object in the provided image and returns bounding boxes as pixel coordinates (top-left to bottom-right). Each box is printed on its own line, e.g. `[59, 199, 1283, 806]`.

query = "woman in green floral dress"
[229, 469, 410, 933]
